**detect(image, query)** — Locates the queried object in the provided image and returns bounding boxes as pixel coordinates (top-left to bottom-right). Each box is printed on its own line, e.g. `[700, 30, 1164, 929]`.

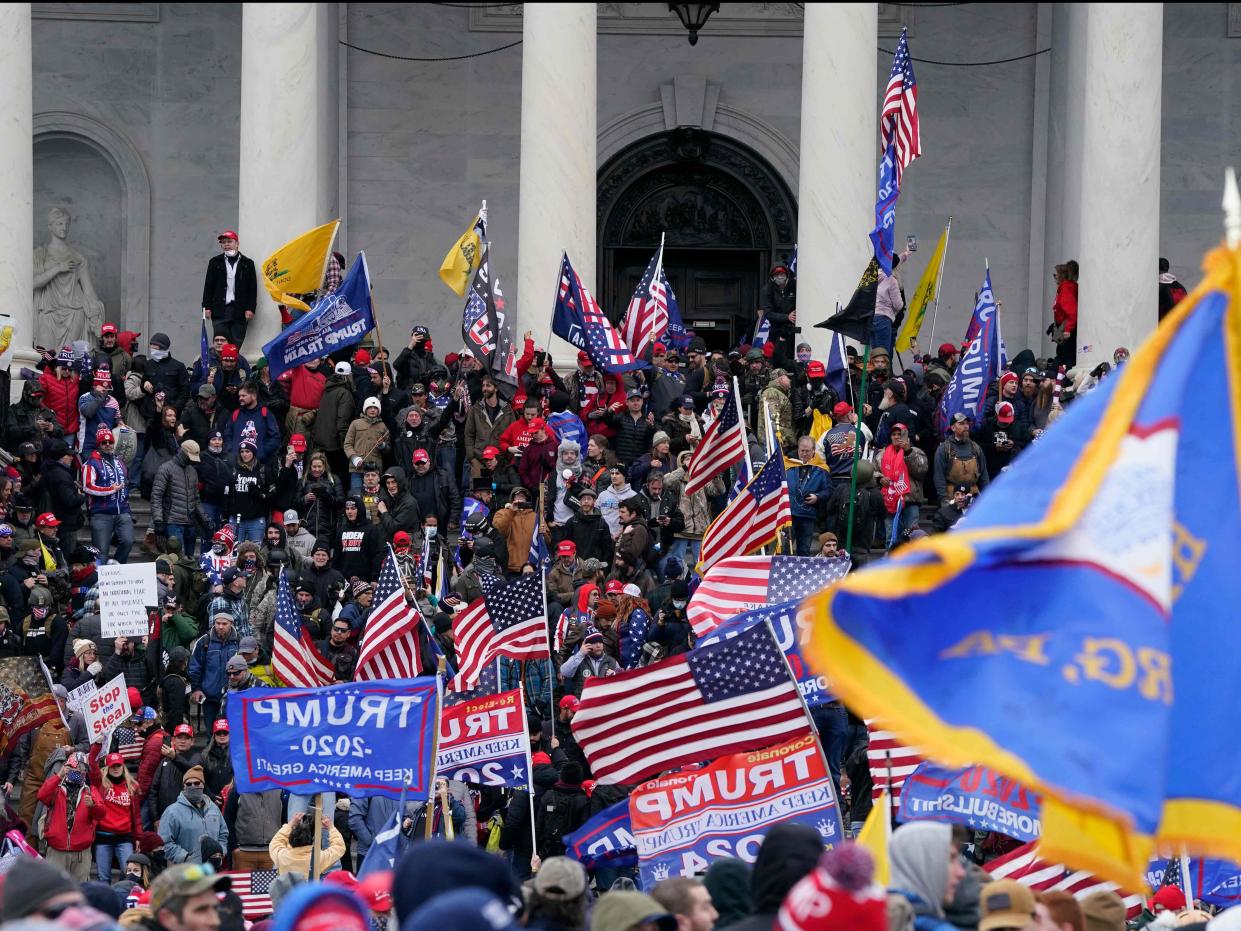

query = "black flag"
[816, 259, 880, 344]
[461, 243, 518, 390]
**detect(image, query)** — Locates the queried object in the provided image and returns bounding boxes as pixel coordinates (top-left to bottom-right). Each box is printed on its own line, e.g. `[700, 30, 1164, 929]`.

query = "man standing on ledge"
[201, 230, 258, 349]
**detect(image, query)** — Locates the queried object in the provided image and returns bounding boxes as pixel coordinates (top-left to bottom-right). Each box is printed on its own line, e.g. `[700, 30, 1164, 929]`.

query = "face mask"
[183, 786, 204, 804]
[212, 543, 225, 555]
[672, 600, 687, 610]
[425, 526, 437, 540]
[149, 348, 168, 361]
[126, 870, 143, 882]
[33, 607, 48, 620]
[223, 249, 238, 258]
[64, 769, 84, 787]
[87, 661, 102, 675]
[796, 351, 812, 363]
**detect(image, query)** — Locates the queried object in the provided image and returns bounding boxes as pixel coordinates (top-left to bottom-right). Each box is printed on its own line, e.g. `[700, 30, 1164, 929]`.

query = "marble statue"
[33, 207, 105, 351]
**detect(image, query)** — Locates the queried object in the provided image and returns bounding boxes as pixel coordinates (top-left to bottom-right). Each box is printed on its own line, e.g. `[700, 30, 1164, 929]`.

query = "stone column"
[239, 3, 339, 356]
[1067, 3, 1162, 371]
[0, 4, 35, 371]
[796, 3, 878, 359]
[517, 3, 596, 347]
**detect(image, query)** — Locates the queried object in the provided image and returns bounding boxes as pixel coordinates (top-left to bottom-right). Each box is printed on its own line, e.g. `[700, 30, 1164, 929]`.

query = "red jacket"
[37, 773, 104, 851]
[498, 418, 539, 454]
[89, 744, 142, 837]
[136, 727, 167, 800]
[1053, 280, 1078, 335]
[279, 365, 327, 410]
[517, 435, 558, 489]
[39, 369, 80, 438]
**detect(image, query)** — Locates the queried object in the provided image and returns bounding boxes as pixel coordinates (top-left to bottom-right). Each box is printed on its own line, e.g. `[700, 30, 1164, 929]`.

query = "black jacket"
[608, 412, 656, 467]
[146, 355, 191, 414]
[42, 459, 86, 533]
[562, 510, 614, 565]
[201, 253, 258, 318]
[406, 466, 456, 529]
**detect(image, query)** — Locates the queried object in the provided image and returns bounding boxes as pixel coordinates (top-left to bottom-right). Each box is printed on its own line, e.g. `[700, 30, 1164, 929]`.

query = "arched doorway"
[597, 129, 797, 353]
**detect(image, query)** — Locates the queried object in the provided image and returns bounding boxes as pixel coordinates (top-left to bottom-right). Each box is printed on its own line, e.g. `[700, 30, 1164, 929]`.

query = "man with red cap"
[799, 358, 841, 440]
[90, 322, 131, 395]
[201, 229, 257, 348]
[83, 423, 134, 563]
[762, 263, 797, 367]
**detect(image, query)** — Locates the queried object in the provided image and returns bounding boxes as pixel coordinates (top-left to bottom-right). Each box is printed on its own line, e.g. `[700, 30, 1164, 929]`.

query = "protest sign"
[67, 680, 98, 715]
[630, 734, 842, 886]
[696, 601, 834, 708]
[97, 563, 157, 639]
[84, 674, 132, 746]
[899, 763, 1042, 842]
[565, 798, 637, 870]
[437, 689, 530, 787]
[228, 677, 438, 799]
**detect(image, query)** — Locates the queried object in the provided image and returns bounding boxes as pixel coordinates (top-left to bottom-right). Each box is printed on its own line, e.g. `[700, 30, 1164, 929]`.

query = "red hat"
[482, 446, 499, 460]
[582, 778, 597, 797]
[220, 343, 239, 360]
[412, 449, 430, 463]
[101, 323, 118, 336]
[424, 338, 433, 352]
[556, 540, 576, 557]
[217, 230, 239, 241]
[290, 433, 307, 453]
[173, 723, 194, 737]
[777, 845, 887, 931]
[938, 342, 959, 357]
[1150, 886, 1186, 913]
[559, 695, 581, 711]
[832, 402, 853, 418]
[357, 873, 393, 913]
[889, 422, 908, 434]
[393, 530, 411, 550]
[806, 360, 826, 378]
[577, 350, 592, 367]
[604, 579, 625, 595]
[35, 512, 60, 528]
[998, 370, 1018, 389]
[323, 871, 360, 893]
[212, 718, 230, 734]
[128, 686, 143, 710]
[444, 352, 459, 367]
[531, 751, 552, 766]
[653, 342, 667, 355]
[528, 417, 546, 432]
[95, 426, 114, 443]
[762, 342, 775, 358]
[93, 369, 112, 386]
[354, 348, 372, 365]
[105, 752, 124, 767]
[995, 401, 1015, 425]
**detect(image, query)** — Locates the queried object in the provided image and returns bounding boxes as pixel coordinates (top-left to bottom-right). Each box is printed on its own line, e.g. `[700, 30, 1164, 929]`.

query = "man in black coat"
[201, 230, 259, 348]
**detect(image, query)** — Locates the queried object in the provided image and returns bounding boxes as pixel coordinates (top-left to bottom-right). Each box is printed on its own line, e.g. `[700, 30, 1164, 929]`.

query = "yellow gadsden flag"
[439, 214, 485, 297]
[261, 219, 341, 313]
[856, 791, 891, 886]
[894, 220, 951, 354]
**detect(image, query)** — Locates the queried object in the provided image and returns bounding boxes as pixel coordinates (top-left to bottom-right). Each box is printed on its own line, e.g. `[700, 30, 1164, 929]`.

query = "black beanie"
[0, 855, 78, 920]
[560, 761, 584, 786]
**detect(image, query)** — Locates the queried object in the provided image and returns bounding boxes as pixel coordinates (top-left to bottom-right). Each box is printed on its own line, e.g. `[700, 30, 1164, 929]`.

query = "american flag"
[449, 573, 548, 691]
[573, 623, 809, 785]
[687, 554, 851, 637]
[220, 869, 278, 920]
[682, 385, 746, 497]
[867, 721, 925, 811]
[552, 253, 645, 374]
[620, 240, 670, 360]
[697, 449, 792, 572]
[113, 724, 146, 767]
[881, 26, 921, 182]
[419, 536, 434, 591]
[985, 842, 1143, 918]
[271, 568, 333, 688]
[355, 551, 423, 681]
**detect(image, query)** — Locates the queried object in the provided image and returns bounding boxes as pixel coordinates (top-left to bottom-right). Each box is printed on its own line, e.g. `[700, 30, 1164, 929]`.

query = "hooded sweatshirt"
[890, 821, 957, 931]
[335, 496, 385, 582]
[378, 466, 421, 538]
[596, 480, 633, 537]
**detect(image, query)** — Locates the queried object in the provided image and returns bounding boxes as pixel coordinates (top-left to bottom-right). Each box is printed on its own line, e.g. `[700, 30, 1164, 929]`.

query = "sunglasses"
[38, 902, 80, 920]
[332, 626, 351, 633]
[227, 669, 246, 676]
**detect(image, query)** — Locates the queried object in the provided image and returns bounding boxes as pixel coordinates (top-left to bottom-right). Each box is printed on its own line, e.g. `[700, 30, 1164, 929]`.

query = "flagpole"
[310, 792, 325, 879]
[1179, 847, 1194, 907]
[731, 376, 754, 478]
[426, 675, 443, 840]
[924, 217, 953, 350]
[844, 342, 872, 556]
[520, 682, 540, 873]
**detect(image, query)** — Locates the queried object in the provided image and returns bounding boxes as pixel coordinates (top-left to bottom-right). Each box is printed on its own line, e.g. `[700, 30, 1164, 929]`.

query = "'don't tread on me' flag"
[896, 221, 950, 354]
[261, 219, 341, 313]
[440, 211, 486, 298]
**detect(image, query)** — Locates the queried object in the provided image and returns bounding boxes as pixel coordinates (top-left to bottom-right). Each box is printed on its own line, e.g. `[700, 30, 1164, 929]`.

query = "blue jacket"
[890, 891, 958, 931]
[227, 403, 282, 463]
[786, 462, 830, 519]
[348, 795, 399, 861]
[78, 391, 120, 456]
[159, 793, 229, 863]
[547, 411, 588, 453]
[82, 450, 130, 515]
[188, 630, 240, 700]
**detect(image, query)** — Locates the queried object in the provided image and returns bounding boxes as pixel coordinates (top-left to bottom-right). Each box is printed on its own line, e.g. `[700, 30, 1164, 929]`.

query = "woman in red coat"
[89, 742, 142, 881]
[39, 348, 81, 441]
[1052, 260, 1079, 368]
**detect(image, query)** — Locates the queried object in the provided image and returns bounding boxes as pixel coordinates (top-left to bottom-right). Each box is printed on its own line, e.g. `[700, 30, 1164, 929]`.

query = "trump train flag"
[803, 242, 1241, 887]
[261, 219, 340, 313]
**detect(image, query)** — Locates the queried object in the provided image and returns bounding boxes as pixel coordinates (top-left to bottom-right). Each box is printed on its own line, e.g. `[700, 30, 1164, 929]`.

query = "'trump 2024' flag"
[574, 623, 808, 785]
[804, 241, 1241, 887]
[630, 734, 842, 886]
[263, 253, 374, 378]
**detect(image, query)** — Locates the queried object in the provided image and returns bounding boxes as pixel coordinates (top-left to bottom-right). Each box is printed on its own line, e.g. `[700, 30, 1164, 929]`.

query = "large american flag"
[574, 623, 809, 784]
[881, 26, 921, 182]
[271, 568, 333, 687]
[986, 842, 1143, 918]
[682, 386, 746, 497]
[688, 554, 851, 637]
[355, 551, 423, 681]
[697, 449, 791, 572]
[867, 721, 925, 811]
[553, 253, 645, 374]
[449, 573, 549, 691]
[620, 241, 669, 360]
[221, 870, 278, 919]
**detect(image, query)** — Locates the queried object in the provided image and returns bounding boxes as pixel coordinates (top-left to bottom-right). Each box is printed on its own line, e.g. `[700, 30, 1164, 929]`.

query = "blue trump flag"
[1147, 858, 1241, 908]
[804, 244, 1241, 887]
[663, 273, 691, 352]
[263, 253, 375, 378]
[356, 795, 405, 879]
[899, 763, 1042, 843]
[869, 144, 899, 275]
[228, 677, 438, 799]
[936, 266, 1003, 433]
[565, 798, 638, 870]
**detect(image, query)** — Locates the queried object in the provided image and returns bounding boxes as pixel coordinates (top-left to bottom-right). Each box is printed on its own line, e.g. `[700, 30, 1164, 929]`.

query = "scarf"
[880, 444, 911, 515]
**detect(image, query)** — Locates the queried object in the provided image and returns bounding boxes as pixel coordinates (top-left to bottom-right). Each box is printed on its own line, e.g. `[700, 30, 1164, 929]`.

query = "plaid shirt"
[323, 253, 343, 294]
[500, 656, 553, 720]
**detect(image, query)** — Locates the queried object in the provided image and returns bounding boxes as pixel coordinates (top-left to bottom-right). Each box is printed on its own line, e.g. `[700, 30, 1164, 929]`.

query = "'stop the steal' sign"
[85, 674, 131, 746]
[97, 563, 157, 639]
[630, 734, 842, 886]
[437, 689, 530, 787]
[228, 678, 438, 799]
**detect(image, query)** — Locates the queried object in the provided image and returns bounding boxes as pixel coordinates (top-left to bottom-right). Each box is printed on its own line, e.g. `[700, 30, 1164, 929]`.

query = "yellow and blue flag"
[804, 243, 1241, 889]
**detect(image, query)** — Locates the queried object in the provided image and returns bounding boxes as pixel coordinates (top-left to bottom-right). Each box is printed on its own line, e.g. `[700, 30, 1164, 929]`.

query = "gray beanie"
[0, 855, 79, 920]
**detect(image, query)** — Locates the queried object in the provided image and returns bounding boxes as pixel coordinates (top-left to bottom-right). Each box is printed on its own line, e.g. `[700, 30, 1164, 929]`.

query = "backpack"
[536, 788, 582, 859]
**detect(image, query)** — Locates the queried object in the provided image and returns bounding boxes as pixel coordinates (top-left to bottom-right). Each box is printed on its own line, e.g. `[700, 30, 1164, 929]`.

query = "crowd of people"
[0, 238, 1201, 931]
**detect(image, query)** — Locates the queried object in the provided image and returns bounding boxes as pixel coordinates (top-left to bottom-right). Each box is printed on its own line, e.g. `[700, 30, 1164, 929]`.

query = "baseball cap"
[238, 635, 260, 653]
[354, 349, 372, 366]
[576, 484, 597, 498]
[181, 440, 201, 462]
[889, 422, 908, 434]
[832, 402, 853, 418]
[482, 446, 499, 459]
[220, 343, 239, 360]
[212, 718, 230, 734]
[173, 724, 194, 737]
[101, 323, 118, 336]
[951, 412, 970, 424]
[335, 361, 352, 375]
[283, 509, 300, 525]
[995, 401, 1015, 425]
[217, 230, 239, 241]
[290, 434, 308, 453]
[149, 863, 232, 914]
[105, 752, 124, 767]
[806, 360, 826, 377]
[678, 394, 694, 408]
[604, 579, 624, 595]
[591, 892, 676, 931]
[556, 540, 576, 557]
[528, 417, 546, 432]
[221, 567, 241, 585]
[938, 342, 959, 356]
[532, 857, 587, 901]
[35, 512, 60, 528]
[577, 350, 592, 367]
[626, 389, 644, 400]
[196, 383, 216, 399]
[412, 449, 431, 463]
[979, 880, 1037, 931]
[558, 695, 581, 712]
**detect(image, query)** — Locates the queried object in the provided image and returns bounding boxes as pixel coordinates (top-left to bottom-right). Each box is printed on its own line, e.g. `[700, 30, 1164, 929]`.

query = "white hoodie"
[596, 481, 633, 538]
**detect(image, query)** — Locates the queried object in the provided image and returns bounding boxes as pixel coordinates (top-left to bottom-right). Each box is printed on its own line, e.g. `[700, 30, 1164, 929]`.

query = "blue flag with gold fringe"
[804, 244, 1241, 889]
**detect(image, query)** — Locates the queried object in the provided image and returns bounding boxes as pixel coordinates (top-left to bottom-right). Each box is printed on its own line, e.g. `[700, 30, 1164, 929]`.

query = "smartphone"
[906, 234, 918, 252]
